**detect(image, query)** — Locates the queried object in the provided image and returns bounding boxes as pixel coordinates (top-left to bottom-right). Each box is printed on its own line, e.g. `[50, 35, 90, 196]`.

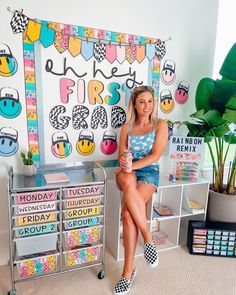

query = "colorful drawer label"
[64, 226, 101, 248]
[14, 190, 57, 204]
[65, 245, 101, 266]
[16, 212, 57, 226]
[17, 254, 57, 277]
[15, 222, 57, 237]
[15, 201, 57, 215]
[194, 229, 207, 235]
[64, 216, 101, 229]
[64, 196, 102, 209]
[66, 185, 103, 198]
[65, 206, 101, 219]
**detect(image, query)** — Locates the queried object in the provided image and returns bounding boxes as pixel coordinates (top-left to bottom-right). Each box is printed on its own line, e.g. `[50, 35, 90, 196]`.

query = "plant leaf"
[224, 129, 236, 144]
[222, 109, 236, 123]
[202, 110, 226, 127]
[195, 78, 215, 111]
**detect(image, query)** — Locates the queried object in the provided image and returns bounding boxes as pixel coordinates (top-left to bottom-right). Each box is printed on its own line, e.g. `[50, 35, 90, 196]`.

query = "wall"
[0, 0, 219, 265]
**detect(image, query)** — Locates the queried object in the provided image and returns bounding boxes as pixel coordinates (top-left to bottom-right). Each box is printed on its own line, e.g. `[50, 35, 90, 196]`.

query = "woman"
[113, 86, 168, 295]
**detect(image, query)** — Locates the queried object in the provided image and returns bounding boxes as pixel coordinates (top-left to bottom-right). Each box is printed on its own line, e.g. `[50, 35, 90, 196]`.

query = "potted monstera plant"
[183, 43, 236, 222]
[21, 151, 36, 176]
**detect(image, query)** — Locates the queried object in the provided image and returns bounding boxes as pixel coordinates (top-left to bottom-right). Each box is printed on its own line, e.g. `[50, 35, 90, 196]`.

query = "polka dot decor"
[65, 245, 101, 266]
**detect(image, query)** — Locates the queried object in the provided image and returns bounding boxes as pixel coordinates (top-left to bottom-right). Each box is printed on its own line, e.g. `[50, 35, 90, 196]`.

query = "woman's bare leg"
[121, 182, 156, 278]
[117, 172, 155, 243]
[122, 203, 138, 278]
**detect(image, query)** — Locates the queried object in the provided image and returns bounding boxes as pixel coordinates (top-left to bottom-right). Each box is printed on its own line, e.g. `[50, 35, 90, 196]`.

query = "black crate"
[187, 220, 236, 258]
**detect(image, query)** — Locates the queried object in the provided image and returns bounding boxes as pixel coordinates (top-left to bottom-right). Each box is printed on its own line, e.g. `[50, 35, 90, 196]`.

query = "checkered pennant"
[10, 10, 29, 34]
[94, 43, 106, 63]
[155, 41, 166, 59]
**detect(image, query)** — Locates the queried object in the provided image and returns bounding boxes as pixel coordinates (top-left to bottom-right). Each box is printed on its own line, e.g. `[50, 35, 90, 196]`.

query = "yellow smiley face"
[76, 139, 95, 156]
[160, 97, 175, 113]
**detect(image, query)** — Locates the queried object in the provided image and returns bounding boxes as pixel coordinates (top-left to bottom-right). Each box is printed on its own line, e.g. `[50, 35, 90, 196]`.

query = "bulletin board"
[11, 11, 165, 166]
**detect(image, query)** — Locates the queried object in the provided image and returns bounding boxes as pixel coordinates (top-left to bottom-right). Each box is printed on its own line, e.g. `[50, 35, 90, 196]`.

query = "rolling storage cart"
[7, 162, 106, 295]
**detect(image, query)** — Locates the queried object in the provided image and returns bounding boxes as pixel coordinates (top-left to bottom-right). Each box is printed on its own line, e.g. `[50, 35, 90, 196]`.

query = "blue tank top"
[128, 120, 159, 172]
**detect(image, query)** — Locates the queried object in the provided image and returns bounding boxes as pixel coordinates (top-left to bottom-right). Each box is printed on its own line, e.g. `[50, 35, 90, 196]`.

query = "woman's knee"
[117, 173, 136, 190]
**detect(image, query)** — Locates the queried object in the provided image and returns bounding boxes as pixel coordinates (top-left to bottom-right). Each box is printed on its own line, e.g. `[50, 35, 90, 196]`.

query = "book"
[182, 194, 204, 214]
[153, 205, 174, 216]
[44, 173, 69, 184]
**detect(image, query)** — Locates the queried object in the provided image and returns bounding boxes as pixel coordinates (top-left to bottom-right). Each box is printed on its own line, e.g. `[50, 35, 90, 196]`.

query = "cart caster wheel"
[8, 290, 17, 295]
[98, 270, 105, 279]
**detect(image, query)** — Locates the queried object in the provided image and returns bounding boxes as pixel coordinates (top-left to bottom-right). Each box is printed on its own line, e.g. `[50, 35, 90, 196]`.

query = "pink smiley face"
[175, 81, 189, 104]
[100, 130, 117, 155]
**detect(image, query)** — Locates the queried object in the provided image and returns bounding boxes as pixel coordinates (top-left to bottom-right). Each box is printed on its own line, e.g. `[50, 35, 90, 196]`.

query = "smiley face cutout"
[161, 60, 176, 85]
[0, 44, 18, 77]
[175, 81, 190, 104]
[0, 87, 22, 118]
[51, 131, 72, 158]
[160, 90, 175, 113]
[100, 130, 117, 155]
[0, 127, 19, 157]
[76, 130, 95, 156]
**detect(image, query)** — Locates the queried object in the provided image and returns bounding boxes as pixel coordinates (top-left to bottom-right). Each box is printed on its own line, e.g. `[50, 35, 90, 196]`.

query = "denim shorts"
[134, 167, 159, 191]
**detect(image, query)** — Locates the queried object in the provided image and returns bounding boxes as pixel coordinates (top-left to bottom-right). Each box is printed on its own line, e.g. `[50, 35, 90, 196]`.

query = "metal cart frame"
[7, 161, 107, 295]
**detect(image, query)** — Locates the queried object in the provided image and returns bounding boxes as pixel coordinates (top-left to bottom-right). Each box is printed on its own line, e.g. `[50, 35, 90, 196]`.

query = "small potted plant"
[20, 151, 36, 176]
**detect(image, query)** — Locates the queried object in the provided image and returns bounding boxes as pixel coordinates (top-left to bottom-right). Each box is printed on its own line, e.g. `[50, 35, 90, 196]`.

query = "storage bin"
[12, 190, 58, 205]
[64, 185, 103, 199]
[14, 222, 59, 238]
[63, 225, 103, 248]
[64, 244, 102, 267]
[187, 220, 236, 257]
[13, 201, 58, 215]
[13, 211, 58, 227]
[63, 216, 103, 230]
[16, 252, 59, 278]
[14, 232, 58, 256]
[63, 206, 103, 220]
[63, 195, 103, 209]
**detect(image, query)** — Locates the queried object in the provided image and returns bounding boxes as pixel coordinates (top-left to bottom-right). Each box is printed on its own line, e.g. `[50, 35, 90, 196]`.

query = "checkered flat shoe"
[113, 267, 137, 295]
[144, 242, 159, 268]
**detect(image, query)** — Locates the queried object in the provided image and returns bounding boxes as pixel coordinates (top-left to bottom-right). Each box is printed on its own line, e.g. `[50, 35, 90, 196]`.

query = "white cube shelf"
[106, 176, 209, 260]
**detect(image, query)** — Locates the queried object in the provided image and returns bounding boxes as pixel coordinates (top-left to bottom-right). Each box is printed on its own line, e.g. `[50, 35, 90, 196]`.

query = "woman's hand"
[119, 155, 127, 171]
[119, 155, 132, 173]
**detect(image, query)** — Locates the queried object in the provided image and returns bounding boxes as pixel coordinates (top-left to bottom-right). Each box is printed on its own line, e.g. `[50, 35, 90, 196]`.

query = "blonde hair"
[127, 85, 157, 123]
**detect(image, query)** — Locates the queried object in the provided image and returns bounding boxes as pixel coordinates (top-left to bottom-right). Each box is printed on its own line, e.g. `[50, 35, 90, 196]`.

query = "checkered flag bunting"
[10, 10, 29, 34]
[155, 41, 166, 59]
[94, 43, 106, 63]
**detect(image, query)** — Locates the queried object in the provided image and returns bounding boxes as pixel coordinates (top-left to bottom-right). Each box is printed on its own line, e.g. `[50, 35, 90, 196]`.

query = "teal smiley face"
[0, 87, 22, 118]
[0, 98, 22, 118]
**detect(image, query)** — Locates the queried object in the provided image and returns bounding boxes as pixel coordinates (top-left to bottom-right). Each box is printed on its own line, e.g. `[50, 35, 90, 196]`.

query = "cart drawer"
[14, 232, 58, 256]
[64, 244, 102, 267]
[14, 222, 59, 238]
[63, 216, 103, 230]
[13, 200, 58, 215]
[16, 252, 59, 278]
[63, 225, 103, 248]
[63, 195, 103, 209]
[63, 206, 103, 220]
[64, 185, 104, 199]
[12, 190, 58, 204]
[13, 211, 58, 227]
